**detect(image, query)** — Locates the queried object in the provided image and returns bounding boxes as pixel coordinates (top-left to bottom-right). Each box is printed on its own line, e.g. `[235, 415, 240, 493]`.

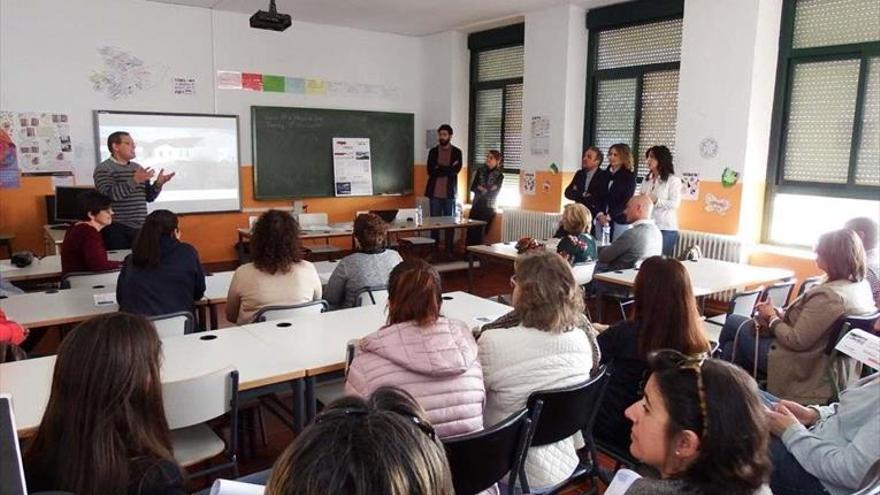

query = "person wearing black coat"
[596, 143, 637, 241]
[563, 146, 610, 236]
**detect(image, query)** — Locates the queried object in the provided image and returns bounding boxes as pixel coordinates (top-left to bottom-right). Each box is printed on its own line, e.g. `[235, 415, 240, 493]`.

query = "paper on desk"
[604, 469, 642, 495]
[93, 293, 117, 306]
[0, 264, 18, 272]
[835, 328, 880, 369]
[209, 479, 264, 495]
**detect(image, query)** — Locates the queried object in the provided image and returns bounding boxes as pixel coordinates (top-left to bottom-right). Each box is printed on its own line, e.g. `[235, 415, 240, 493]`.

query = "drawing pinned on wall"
[530, 116, 550, 156]
[699, 137, 719, 159]
[522, 171, 536, 196]
[0, 124, 20, 189]
[285, 77, 305, 94]
[216, 71, 400, 100]
[90, 47, 164, 100]
[262, 75, 285, 93]
[721, 167, 740, 188]
[542, 180, 551, 193]
[704, 193, 731, 215]
[242, 73, 263, 91]
[681, 172, 700, 200]
[305, 79, 328, 96]
[549, 163, 559, 174]
[0, 111, 74, 174]
[173, 77, 196, 96]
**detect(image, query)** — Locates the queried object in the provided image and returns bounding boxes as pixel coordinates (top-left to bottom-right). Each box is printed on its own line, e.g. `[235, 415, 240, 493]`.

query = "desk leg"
[196, 306, 208, 332]
[292, 379, 306, 433]
[305, 376, 317, 423]
[209, 304, 219, 330]
[467, 252, 474, 293]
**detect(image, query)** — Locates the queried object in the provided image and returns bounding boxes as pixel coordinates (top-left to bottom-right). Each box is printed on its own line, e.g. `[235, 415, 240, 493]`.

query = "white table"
[0, 285, 119, 327]
[592, 258, 795, 297]
[1, 291, 510, 436]
[0, 251, 129, 283]
[466, 240, 595, 291]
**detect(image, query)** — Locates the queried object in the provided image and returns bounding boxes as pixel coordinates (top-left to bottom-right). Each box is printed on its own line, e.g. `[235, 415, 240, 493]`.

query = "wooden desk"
[1, 328, 307, 437]
[2, 291, 509, 436]
[0, 251, 129, 283]
[592, 258, 795, 297]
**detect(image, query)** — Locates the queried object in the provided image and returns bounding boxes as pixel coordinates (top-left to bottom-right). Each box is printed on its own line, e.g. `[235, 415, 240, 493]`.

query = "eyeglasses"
[314, 407, 436, 441]
[509, 274, 518, 288]
[651, 349, 709, 439]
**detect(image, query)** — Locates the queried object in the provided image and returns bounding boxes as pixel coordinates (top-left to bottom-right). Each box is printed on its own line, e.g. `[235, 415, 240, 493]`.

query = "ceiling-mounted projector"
[250, 0, 292, 31]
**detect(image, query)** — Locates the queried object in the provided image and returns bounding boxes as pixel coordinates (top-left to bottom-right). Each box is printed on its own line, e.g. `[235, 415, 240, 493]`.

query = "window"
[468, 25, 524, 208]
[585, 7, 683, 179]
[765, 0, 879, 246]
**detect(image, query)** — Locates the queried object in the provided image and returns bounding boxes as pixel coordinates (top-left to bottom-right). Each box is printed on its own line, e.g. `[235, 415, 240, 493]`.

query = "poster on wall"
[0, 111, 74, 175]
[522, 170, 536, 196]
[681, 172, 700, 200]
[530, 116, 550, 155]
[0, 123, 20, 189]
[332, 137, 373, 197]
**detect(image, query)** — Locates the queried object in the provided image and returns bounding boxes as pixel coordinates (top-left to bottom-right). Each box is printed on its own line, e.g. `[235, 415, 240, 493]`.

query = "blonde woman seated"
[555, 203, 597, 265]
[226, 210, 322, 324]
[324, 213, 402, 309]
[478, 251, 599, 491]
[345, 259, 485, 439]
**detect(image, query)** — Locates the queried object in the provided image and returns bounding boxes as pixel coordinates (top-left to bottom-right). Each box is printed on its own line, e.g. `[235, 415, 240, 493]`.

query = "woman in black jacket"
[117, 209, 205, 316]
[596, 143, 637, 241]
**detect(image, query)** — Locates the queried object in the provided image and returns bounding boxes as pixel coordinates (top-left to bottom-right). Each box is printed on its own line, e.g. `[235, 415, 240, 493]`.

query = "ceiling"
[147, 0, 624, 36]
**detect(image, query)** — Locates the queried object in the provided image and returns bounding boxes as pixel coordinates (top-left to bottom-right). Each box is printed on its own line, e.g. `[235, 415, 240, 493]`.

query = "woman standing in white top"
[640, 145, 681, 256]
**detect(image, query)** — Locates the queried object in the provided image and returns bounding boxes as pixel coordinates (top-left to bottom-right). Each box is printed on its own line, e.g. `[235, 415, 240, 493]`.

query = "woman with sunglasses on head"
[478, 250, 599, 491]
[623, 350, 772, 495]
[345, 259, 485, 439]
[593, 256, 711, 453]
[266, 387, 453, 495]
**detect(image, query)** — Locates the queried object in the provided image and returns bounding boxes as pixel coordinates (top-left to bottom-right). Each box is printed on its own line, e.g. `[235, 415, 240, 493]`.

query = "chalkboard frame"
[251, 106, 414, 200]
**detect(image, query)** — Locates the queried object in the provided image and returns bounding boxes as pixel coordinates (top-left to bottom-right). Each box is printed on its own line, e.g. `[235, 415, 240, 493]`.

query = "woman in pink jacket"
[344, 259, 485, 438]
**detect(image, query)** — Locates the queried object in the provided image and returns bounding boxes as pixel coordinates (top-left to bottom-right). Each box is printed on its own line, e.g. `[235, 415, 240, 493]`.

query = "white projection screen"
[94, 111, 241, 214]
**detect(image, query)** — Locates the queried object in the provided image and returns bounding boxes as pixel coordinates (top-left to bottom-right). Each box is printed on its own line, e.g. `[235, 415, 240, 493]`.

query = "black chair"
[796, 275, 823, 298]
[824, 312, 880, 399]
[705, 287, 764, 327]
[593, 437, 638, 474]
[444, 409, 532, 495]
[762, 279, 796, 308]
[519, 366, 610, 495]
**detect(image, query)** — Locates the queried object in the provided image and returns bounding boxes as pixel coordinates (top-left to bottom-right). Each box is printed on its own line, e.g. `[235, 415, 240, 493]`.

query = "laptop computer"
[0, 394, 27, 495]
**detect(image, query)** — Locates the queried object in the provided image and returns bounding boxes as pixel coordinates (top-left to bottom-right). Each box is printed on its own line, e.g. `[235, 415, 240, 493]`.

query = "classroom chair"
[519, 366, 610, 495]
[163, 367, 239, 480]
[762, 279, 797, 308]
[704, 287, 764, 328]
[60, 269, 120, 289]
[443, 409, 532, 495]
[250, 300, 329, 322]
[148, 311, 196, 339]
[797, 275, 823, 298]
[824, 312, 880, 400]
[294, 213, 342, 258]
[354, 286, 389, 307]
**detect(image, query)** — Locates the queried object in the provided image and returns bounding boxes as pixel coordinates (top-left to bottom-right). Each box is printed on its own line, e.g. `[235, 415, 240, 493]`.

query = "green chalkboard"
[252, 106, 414, 199]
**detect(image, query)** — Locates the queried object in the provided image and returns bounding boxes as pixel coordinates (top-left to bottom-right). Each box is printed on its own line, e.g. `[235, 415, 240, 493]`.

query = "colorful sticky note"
[305, 79, 327, 95]
[263, 75, 285, 92]
[285, 77, 305, 94]
[216, 71, 242, 90]
[242, 73, 263, 91]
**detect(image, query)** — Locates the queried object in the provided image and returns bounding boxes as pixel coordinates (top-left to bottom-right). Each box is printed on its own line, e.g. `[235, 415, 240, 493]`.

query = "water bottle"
[415, 205, 423, 226]
[454, 203, 463, 224]
[601, 224, 611, 245]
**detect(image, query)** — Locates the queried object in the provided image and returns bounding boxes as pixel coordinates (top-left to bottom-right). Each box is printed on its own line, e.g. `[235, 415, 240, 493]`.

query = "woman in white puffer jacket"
[478, 250, 600, 491]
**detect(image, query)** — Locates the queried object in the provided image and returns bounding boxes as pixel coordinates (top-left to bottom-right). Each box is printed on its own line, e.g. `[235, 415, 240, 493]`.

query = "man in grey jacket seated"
[596, 194, 662, 272]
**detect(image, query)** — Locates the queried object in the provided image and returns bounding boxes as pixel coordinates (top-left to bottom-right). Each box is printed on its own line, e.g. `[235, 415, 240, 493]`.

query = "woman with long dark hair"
[116, 209, 205, 316]
[226, 209, 322, 323]
[24, 313, 186, 495]
[640, 146, 681, 256]
[623, 351, 771, 494]
[594, 256, 710, 452]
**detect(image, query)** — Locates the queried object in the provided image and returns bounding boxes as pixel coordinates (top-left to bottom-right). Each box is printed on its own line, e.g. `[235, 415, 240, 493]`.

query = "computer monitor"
[54, 186, 96, 223]
[0, 394, 27, 495]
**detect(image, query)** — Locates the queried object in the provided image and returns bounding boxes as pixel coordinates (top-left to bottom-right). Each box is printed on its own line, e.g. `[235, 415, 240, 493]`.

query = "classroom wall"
[0, 0, 436, 262]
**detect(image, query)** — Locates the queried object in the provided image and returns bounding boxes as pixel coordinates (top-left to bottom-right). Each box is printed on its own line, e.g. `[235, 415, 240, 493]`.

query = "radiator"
[674, 229, 745, 301]
[500, 209, 563, 243]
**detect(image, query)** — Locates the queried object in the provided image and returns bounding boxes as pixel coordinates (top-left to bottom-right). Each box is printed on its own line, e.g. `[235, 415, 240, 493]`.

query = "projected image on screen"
[95, 111, 241, 214]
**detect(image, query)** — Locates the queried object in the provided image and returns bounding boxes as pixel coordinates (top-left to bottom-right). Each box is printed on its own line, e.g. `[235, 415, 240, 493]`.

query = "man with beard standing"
[425, 124, 462, 257]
